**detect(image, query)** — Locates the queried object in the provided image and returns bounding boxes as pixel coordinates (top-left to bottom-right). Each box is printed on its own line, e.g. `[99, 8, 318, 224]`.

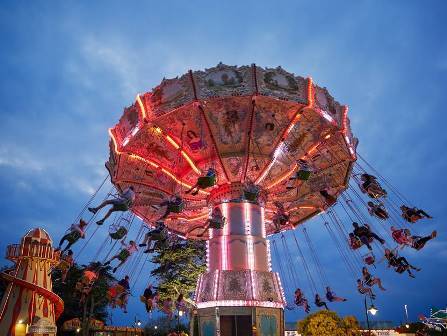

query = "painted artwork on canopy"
[256, 66, 308, 104]
[193, 63, 254, 99]
[149, 73, 195, 117]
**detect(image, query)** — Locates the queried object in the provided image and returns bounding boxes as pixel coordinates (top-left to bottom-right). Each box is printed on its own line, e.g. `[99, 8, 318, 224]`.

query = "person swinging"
[352, 222, 385, 250]
[384, 248, 420, 278]
[108, 276, 131, 313]
[320, 189, 337, 207]
[272, 202, 290, 233]
[367, 201, 389, 220]
[194, 207, 225, 237]
[356, 279, 376, 299]
[139, 221, 168, 253]
[314, 293, 329, 310]
[243, 179, 261, 202]
[141, 284, 155, 313]
[294, 288, 310, 313]
[52, 249, 74, 284]
[89, 186, 136, 225]
[104, 239, 138, 273]
[185, 168, 217, 196]
[325, 286, 347, 302]
[400, 205, 433, 223]
[158, 195, 184, 220]
[57, 219, 87, 252]
[362, 267, 385, 291]
[360, 173, 387, 198]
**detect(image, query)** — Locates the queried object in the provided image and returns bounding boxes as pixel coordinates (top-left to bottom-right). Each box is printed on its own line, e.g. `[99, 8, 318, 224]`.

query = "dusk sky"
[1, 0, 446, 328]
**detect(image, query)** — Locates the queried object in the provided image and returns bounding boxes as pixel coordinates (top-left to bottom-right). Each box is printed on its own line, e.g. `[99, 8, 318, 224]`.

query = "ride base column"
[194, 185, 285, 336]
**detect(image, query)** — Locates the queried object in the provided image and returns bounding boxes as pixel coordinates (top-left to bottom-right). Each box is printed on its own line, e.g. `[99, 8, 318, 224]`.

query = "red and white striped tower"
[0, 228, 64, 336]
[194, 184, 286, 336]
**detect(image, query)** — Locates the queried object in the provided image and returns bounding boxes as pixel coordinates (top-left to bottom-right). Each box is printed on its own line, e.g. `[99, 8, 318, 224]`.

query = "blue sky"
[1, 0, 446, 328]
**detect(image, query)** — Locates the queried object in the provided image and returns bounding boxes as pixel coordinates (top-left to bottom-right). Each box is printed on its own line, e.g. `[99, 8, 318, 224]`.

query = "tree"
[52, 261, 116, 336]
[150, 239, 206, 302]
[298, 310, 361, 336]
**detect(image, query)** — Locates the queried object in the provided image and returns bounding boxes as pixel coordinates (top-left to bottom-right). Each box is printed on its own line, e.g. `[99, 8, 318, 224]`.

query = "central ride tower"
[194, 183, 285, 336]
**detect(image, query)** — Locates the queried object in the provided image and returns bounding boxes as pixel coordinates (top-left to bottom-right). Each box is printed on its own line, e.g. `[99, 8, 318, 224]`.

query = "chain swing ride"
[48, 63, 436, 332]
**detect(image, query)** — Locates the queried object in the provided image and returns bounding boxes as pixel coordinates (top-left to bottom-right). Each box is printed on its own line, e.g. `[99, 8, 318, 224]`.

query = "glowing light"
[275, 272, 287, 305]
[368, 305, 378, 316]
[266, 239, 272, 271]
[221, 202, 229, 270]
[18, 320, 23, 324]
[244, 202, 251, 235]
[250, 269, 257, 300]
[261, 207, 266, 238]
[159, 128, 201, 175]
[197, 300, 284, 309]
[213, 270, 219, 300]
[324, 133, 331, 140]
[136, 94, 146, 121]
[165, 135, 180, 149]
[206, 240, 210, 271]
[221, 235, 228, 270]
[307, 77, 314, 107]
[179, 310, 184, 317]
[321, 110, 334, 123]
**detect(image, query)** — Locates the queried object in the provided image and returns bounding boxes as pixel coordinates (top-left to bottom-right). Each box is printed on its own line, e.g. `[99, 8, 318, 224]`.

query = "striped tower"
[0, 228, 64, 336]
[193, 184, 286, 336]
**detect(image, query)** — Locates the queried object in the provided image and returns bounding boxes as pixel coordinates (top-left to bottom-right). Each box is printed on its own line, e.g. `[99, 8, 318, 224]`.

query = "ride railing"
[6, 243, 60, 264]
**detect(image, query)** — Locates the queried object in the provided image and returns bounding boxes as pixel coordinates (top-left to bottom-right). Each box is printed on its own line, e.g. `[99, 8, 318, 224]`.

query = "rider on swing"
[272, 202, 289, 233]
[367, 201, 389, 220]
[325, 286, 347, 302]
[195, 207, 225, 237]
[185, 168, 217, 196]
[400, 205, 432, 223]
[89, 186, 136, 225]
[384, 248, 420, 278]
[294, 288, 310, 313]
[57, 219, 87, 252]
[158, 195, 184, 220]
[104, 239, 138, 273]
[140, 221, 167, 253]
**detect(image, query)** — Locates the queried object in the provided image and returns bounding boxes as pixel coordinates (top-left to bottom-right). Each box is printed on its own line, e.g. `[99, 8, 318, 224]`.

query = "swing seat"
[403, 214, 421, 223]
[349, 238, 363, 250]
[117, 249, 130, 262]
[209, 217, 225, 229]
[364, 255, 375, 265]
[152, 229, 168, 241]
[244, 190, 258, 202]
[297, 169, 311, 181]
[168, 203, 184, 213]
[66, 231, 82, 244]
[197, 175, 216, 189]
[110, 226, 128, 240]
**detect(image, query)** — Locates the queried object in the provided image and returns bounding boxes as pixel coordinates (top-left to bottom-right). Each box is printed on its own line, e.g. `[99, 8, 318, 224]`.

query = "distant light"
[179, 310, 184, 317]
[368, 305, 378, 316]
[137, 320, 142, 326]
[76, 328, 81, 333]
[405, 324, 410, 328]
[18, 320, 23, 324]
[154, 325, 158, 329]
